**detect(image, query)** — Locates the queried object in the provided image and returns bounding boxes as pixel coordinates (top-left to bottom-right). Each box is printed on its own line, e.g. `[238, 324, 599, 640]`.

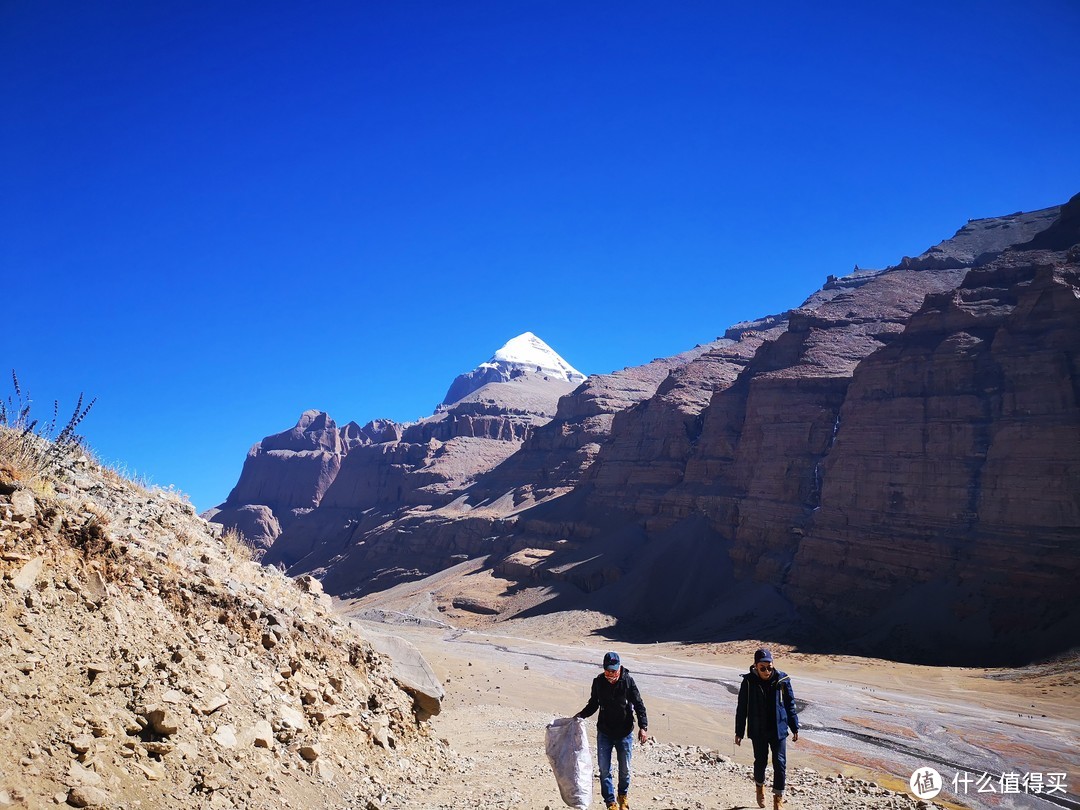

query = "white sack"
[545, 716, 593, 809]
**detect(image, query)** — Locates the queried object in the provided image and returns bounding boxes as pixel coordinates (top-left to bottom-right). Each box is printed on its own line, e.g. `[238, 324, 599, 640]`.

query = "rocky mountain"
[205, 410, 372, 555]
[0, 442, 450, 809]
[207, 333, 587, 564]
[214, 196, 1080, 666]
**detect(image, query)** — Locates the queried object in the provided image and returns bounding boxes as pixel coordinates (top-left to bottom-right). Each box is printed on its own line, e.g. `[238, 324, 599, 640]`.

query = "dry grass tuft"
[219, 525, 255, 563]
[0, 369, 96, 483]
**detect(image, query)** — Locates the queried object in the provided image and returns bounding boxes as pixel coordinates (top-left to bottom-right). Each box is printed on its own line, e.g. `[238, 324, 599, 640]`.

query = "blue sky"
[4, 1, 1078, 511]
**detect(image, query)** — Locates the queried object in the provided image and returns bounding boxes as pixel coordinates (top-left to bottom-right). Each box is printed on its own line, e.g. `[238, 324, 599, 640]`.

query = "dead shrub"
[0, 370, 95, 483]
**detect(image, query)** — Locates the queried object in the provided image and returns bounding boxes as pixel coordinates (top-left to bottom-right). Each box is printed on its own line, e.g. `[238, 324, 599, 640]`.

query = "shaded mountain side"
[462, 313, 790, 509]
[254, 342, 741, 586]
[1017, 191, 1080, 251]
[581, 321, 791, 513]
[411, 253, 981, 609]
[259, 315, 800, 596]
[311, 204, 1050, 610]
[256, 404, 558, 572]
[499, 243, 1080, 665]
[213, 411, 361, 511]
[205, 411, 394, 553]
[676, 260, 974, 588]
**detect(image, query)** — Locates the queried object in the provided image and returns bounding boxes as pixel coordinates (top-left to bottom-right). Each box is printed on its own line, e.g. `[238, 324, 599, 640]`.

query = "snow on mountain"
[485, 332, 585, 381]
[440, 332, 586, 407]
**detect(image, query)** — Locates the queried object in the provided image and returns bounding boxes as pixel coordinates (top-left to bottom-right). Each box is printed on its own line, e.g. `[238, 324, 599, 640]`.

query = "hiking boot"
[773, 794, 785, 810]
[618, 794, 630, 809]
[606, 803, 618, 810]
[755, 783, 765, 808]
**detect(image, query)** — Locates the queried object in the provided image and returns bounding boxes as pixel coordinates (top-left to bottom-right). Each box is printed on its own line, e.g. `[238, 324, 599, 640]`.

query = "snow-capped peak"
[439, 332, 587, 407]
[484, 332, 586, 383]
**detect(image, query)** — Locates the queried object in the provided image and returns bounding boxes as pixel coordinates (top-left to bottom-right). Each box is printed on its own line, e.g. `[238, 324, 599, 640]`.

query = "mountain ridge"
[211, 197, 1080, 666]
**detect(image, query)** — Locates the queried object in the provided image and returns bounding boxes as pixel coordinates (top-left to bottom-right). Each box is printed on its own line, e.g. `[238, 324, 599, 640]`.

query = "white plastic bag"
[545, 716, 593, 809]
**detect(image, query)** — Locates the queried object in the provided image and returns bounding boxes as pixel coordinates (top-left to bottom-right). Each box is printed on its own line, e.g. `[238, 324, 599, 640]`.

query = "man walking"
[735, 648, 799, 809]
[576, 651, 648, 810]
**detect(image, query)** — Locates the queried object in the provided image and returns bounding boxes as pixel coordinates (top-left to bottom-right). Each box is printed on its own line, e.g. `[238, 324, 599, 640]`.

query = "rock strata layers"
[785, 252, 1080, 662]
[206, 410, 369, 553]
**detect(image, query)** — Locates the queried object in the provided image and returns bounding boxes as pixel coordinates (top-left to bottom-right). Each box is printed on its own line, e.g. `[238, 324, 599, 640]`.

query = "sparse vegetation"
[219, 525, 255, 562]
[0, 369, 95, 482]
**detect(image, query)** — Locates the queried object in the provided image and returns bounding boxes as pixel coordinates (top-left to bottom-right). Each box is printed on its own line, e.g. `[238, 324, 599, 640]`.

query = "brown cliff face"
[683, 263, 972, 586]
[586, 323, 789, 515]
[223, 410, 353, 512]
[784, 252, 1080, 663]
[464, 341, 736, 507]
[309, 373, 581, 519]
[207, 410, 363, 553]
[297, 253, 975, 605]
[524, 206, 1076, 659]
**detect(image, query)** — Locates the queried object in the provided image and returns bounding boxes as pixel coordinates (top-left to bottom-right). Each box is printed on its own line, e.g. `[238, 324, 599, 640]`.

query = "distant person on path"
[735, 648, 799, 809]
[575, 651, 649, 810]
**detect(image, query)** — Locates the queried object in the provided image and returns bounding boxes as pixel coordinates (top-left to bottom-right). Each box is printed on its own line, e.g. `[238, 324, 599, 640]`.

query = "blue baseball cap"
[754, 648, 773, 663]
[603, 651, 621, 671]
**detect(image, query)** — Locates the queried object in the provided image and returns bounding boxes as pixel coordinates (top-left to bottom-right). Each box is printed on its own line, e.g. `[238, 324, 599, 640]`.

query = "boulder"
[359, 628, 444, 720]
[11, 556, 44, 591]
[66, 786, 110, 808]
[10, 489, 35, 519]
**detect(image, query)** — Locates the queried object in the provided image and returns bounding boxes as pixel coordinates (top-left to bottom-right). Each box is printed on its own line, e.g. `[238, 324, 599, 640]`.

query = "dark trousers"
[751, 736, 788, 794]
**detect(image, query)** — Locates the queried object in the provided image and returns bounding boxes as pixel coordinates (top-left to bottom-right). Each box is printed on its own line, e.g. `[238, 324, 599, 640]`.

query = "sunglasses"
[756, 663, 774, 671]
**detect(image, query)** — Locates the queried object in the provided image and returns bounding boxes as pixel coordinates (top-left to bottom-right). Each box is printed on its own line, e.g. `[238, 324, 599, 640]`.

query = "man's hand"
[792, 731, 799, 742]
[735, 736, 742, 746]
[638, 728, 649, 744]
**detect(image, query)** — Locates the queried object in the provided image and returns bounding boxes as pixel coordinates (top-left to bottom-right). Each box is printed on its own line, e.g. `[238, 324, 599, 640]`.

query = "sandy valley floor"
[343, 605, 1079, 810]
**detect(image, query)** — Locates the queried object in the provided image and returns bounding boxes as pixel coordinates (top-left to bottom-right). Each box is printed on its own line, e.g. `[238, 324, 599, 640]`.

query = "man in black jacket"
[576, 651, 649, 810]
[735, 648, 800, 809]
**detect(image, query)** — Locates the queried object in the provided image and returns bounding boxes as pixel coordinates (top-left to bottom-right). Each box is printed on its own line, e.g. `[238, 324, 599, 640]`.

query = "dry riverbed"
[346, 609, 1079, 810]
